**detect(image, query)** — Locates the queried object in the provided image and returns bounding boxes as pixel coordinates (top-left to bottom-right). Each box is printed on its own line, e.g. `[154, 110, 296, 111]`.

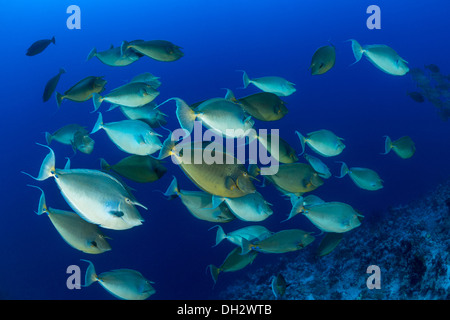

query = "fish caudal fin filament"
[21, 144, 56, 181]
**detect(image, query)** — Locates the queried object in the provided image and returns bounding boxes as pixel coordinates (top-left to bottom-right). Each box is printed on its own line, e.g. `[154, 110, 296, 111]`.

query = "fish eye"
[125, 198, 132, 204]
[243, 172, 248, 177]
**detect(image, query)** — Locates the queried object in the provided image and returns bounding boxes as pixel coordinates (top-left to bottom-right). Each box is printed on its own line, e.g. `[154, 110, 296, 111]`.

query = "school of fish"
[24, 35, 425, 300]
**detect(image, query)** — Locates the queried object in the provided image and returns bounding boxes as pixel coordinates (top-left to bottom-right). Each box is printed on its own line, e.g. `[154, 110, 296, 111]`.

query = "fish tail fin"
[51, 36, 55, 44]
[240, 238, 253, 255]
[327, 39, 336, 49]
[347, 39, 364, 65]
[80, 259, 98, 287]
[27, 185, 48, 215]
[241, 70, 250, 89]
[212, 225, 227, 247]
[157, 133, 176, 160]
[92, 93, 103, 112]
[100, 158, 110, 171]
[45, 132, 53, 145]
[154, 97, 175, 109]
[59, 68, 66, 74]
[87, 48, 97, 61]
[282, 195, 304, 222]
[248, 164, 261, 179]
[21, 144, 56, 181]
[120, 40, 130, 56]
[295, 130, 306, 155]
[55, 92, 64, 108]
[163, 176, 179, 199]
[209, 265, 220, 284]
[174, 98, 196, 133]
[336, 161, 349, 178]
[91, 112, 104, 134]
[382, 136, 392, 155]
[211, 195, 226, 209]
[223, 88, 237, 101]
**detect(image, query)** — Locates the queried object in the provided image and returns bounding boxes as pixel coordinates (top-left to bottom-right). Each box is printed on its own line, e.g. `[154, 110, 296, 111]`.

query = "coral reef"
[219, 180, 450, 300]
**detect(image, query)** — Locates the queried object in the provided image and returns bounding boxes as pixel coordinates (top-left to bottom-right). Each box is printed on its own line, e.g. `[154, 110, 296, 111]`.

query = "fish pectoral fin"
[109, 210, 124, 218]
[137, 134, 149, 145]
[225, 176, 238, 190]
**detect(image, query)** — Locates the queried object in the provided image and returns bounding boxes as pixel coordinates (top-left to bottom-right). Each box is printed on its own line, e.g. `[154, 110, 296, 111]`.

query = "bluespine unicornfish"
[81, 260, 155, 300]
[240, 71, 296, 96]
[348, 39, 409, 76]
[22, 144, 146, 230]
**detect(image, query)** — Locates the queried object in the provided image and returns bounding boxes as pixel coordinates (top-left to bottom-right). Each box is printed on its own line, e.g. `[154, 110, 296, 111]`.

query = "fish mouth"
[236, 177, 256, 193]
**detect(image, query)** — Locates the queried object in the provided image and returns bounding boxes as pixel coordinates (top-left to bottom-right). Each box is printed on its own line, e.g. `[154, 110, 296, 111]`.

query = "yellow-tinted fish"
[241, 229, 315, 254]
[209, 247, 258, 284]
[264, 163, 324, 196]
[310, 44, 336, 75]
[82, 260, 155, 300]
[296, 129, 345, 157]
[337, 162, 383, 191]
[93, 81, 159, 112]
[238, 92, 288, 121]
[121, 40, 183, 62]
[303, 201, 363, 233]
[158, 137, 256, 198]
[29, 185, 111, 254]
[101, 155, 167, 183]
[257, 133, 298, 164]
[382, 136, 415, 159]
[56, 76, 107, 107]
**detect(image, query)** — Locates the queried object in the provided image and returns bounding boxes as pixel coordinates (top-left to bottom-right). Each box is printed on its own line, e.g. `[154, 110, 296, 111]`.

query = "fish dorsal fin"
[223, 88, 236, 102]
[27, 185, 48, 215]
[64, 157, 71, 170]
[225, 176, 237, 190]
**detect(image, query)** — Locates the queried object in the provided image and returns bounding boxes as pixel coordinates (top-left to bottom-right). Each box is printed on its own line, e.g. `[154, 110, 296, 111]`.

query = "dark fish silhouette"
[425, 64, 440, 73]
[407, 91, 425, 103]
[26, 36, 55, 56]
[43, 68, 66, 102]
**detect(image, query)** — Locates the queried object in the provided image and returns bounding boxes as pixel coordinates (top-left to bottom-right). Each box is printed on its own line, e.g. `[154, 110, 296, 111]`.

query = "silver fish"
[22, 145, 146, 230]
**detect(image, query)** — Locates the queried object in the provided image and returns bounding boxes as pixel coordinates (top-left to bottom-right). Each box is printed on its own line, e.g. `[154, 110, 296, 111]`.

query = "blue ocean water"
[0, 0, 449, 300]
